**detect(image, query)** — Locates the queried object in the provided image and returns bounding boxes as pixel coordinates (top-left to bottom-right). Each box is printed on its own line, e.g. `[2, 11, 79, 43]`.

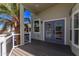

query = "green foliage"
[0, 3, 19, 19]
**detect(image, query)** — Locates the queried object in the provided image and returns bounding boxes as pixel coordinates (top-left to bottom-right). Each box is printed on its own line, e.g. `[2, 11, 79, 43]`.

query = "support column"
[20, 4, 24, 45]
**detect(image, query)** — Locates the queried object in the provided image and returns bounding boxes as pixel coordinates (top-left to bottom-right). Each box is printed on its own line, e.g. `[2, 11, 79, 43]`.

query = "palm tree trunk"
[13, 16, 20, 45]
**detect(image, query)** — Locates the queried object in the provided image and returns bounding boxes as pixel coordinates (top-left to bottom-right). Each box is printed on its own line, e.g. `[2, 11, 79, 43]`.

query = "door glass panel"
[55, 26, 63, 40]
[45, 22, 53, 39]
[74, 30, 79, 45]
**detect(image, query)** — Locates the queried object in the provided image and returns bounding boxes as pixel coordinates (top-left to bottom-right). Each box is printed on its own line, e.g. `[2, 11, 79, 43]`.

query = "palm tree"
[0, 3, 19, 25]
[0, 3, 20, 45]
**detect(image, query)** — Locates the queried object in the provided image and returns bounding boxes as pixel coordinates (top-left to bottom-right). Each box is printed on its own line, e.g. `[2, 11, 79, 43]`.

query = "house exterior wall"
[31, 13, 40, 40]
[71, 4, 79, 56]
[36, 3, 74, 45]
[37, 4, 73, 20]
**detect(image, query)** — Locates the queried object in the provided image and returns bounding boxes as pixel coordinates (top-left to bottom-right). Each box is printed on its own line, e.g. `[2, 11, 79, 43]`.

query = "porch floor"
[10, 39, 75, 56]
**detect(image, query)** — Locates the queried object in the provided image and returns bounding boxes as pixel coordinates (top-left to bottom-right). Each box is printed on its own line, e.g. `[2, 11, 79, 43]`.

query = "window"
[55, 25, 63, 40]
[74, 13, 79, 45]
[73, 12, 79, 46]
[34, 21, 39, 32]
[74, 30, 79, 45]
[74, 13, 79, 28]
[56, 26, 62, 31]
[70, 17, 72, 41]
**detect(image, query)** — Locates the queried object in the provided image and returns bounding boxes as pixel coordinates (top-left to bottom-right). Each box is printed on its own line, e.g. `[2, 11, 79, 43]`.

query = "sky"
[24, 10, 31, 24]
[0, 14, 12, 30]
[0, 14, 12, 21]
[0, 10, 31, 20]
[0, 22, 5, 30]
[24, 10, 31, 18]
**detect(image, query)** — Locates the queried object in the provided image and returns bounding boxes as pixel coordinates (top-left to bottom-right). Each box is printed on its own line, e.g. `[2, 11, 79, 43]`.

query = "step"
[15, 48, 33, 56]
[12, 48, 24, 56]
[10, 47, 34, 56]
[10, 49, 22, 56]
[10, 53, 16, 56]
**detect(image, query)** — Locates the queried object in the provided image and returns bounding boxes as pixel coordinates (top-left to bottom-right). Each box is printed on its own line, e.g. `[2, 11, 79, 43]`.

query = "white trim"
[43, 18, 66, 22]
[43, 17, 66, 45]
[33, 18, 41, 33]
[29, 32, 31, 43]
[71, 9, 79, 48]
[24, 32, 31, 43]
[72, 42, 79, 49]
[64, 18, 67, 45]
[32, 18, 42, 40]
[74, 28, 79, 30]
[72, 12, 74, 45]
[72, 9, 79, 15]
[43, 21, 45, 41]
[5, 35, 13, 41]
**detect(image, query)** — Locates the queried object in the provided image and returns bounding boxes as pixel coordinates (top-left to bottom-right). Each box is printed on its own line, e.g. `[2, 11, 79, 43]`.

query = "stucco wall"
[71, 4, 79, 56]
[37, 3, 74, 45]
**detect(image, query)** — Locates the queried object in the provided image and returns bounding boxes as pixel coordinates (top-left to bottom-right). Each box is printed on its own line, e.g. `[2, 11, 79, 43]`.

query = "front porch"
[0, 3, 79, 56]
[10, 39, 74, 56]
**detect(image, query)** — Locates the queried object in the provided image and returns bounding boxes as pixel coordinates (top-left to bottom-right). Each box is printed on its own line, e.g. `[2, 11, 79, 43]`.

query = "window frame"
[72, 10, 79, 48]
[33, 19, 41, 33]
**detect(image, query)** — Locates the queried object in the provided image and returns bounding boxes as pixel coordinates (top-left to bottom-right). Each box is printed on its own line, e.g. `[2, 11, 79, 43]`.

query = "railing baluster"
[12, 32, 15, 48]
[0, 42, 3, 56]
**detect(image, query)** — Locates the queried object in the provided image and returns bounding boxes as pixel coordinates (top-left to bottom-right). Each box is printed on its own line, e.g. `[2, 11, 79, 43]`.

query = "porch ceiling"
[23, 3, 58, 14]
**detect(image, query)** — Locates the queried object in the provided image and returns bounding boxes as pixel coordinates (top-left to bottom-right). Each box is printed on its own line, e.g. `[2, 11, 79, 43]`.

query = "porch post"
[20, 4, 24, 45]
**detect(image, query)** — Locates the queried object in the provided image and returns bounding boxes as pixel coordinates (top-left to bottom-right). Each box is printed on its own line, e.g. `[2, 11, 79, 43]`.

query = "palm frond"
[0, 3, 20, 27]
[0, 10, 11, 15]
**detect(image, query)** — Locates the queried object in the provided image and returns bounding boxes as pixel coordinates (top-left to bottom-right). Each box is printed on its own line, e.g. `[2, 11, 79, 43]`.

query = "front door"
[44, 19, 65, 45]
[45, 21, 54, 43]
[53, 20, 65, 44]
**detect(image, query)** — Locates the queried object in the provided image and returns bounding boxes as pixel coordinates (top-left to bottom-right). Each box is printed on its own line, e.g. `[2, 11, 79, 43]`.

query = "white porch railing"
[12, 32, 20, 47]
[0, 32, 20, 56]
[0, 41, 3, 56]
[0, 34, 13, 56]
[0, 32, 31, 56]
